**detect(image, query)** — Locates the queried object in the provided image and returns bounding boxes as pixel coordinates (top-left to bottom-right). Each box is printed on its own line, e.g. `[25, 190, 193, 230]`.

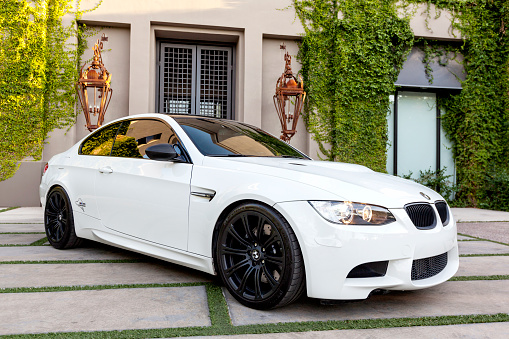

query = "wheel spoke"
[262, 265, 278, 288]
[227, 226, 251, 248]
[240, 214, 255, 242]
[237, 265, 255, 295]
[261, 231, 278, 249]
[253, 267, 263, 299]
[54, 224, 63, 241]
[265, 254, 284, 266]
[46, 210, 58, 217]
[225, 258, 250, 278]
[221, 244, 247, 257]
[48, 195, 59, 212]
[255, 216, 266, 243]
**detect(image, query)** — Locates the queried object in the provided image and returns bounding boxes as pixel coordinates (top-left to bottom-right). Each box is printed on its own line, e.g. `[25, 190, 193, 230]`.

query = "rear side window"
[79, 122, 122, 156]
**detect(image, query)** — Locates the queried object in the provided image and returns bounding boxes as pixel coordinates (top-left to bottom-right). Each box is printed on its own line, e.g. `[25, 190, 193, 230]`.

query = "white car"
[40, 113, 459, 309]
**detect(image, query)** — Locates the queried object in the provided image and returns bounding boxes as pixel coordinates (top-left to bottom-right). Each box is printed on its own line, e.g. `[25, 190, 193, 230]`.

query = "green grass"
[0, 232, 45, 235]
[0, 207, 20, 213]
[0, 236, 48, 247]
[457, 233, 509, 247]
[0, 259, 145, 264]
[450, 275, 509, 281]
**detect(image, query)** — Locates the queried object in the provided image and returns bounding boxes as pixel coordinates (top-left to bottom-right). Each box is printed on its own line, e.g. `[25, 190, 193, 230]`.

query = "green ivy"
[294, 0, 414, 172]
[295, 0, 509, 209]
[411, 1, 509, 207]
[0, 0, 101, 182]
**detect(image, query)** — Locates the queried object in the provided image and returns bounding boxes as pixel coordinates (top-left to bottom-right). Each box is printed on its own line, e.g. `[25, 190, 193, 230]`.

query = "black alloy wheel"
[216, 203, 305, 309]
[44, 187, 82, 249]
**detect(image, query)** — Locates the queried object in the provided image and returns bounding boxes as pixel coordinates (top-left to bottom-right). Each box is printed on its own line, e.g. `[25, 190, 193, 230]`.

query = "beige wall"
[0, 0, 459, 206]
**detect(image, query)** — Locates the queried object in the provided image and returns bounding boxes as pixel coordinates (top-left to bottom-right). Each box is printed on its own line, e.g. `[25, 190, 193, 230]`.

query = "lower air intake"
[411, 252, 448, 281]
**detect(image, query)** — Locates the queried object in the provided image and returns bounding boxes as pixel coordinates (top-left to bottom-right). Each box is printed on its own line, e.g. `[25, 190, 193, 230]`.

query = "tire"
[215, 202, 305, 309]
[44, 187, 82, 249]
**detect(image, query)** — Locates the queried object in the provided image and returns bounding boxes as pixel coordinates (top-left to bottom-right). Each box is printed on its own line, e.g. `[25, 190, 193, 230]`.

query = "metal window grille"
[159, 43, 232, 119]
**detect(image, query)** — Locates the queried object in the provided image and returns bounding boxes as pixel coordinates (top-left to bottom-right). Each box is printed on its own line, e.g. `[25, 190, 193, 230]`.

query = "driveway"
[0, 207, 508, 337]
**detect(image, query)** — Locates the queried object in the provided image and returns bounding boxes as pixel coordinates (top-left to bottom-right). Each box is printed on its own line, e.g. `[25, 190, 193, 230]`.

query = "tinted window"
[80, 122, 122, 156]
[175, 117, 308, 158]
[111, 119, 180, 158]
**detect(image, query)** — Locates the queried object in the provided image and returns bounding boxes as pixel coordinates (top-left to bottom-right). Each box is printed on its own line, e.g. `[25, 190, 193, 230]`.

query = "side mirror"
[145, 144, 182, 162]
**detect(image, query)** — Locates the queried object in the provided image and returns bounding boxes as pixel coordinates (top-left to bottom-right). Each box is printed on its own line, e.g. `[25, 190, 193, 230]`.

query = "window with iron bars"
[158, 43, 234, 119]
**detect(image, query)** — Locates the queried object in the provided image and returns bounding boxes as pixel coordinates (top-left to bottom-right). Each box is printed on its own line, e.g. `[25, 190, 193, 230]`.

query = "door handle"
[99, 166, 113, 174]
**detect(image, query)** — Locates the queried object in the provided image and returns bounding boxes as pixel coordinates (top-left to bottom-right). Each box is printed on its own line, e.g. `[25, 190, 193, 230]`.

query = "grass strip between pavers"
[450, 275, 509, 281]
[0, 237, 48, 247]
[1, 313, 508, 338]
[457, 233, 509, 247]
[0, 232, 45, 235]
[0, 282, 208, 294]
[460, 253, 509, 257]
[0, 207, 20, 213]
[0, 259, 144, 265]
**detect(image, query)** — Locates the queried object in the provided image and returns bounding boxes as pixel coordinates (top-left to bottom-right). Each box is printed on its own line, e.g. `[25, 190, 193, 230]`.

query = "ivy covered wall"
[294, 0, 414, 173]
[0, 0, 80, 182]
[295, 0, 509, 209]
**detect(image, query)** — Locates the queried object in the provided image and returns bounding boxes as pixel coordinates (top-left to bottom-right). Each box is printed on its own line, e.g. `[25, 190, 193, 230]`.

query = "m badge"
[75, 198, 87, 212]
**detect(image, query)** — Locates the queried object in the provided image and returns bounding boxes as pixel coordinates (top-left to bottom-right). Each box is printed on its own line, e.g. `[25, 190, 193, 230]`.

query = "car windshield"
[174, 117, 309, 159]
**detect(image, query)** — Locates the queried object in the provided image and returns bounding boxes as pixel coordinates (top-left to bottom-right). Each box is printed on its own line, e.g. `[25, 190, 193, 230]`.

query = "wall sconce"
[273, 44, 306, 143]
[76, 34, 112, 132]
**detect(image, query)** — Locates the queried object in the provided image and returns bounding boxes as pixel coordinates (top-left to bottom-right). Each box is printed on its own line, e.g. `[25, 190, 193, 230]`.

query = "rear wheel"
[44, 187, 82, 249]
[215, 203, 305, 309]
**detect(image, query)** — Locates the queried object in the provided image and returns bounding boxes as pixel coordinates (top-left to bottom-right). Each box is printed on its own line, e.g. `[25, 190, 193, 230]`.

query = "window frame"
[156, 41, 235, 120]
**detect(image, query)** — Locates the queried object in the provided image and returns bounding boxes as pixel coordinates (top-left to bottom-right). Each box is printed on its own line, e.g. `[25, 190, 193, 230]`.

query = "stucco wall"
[0, 0, 460, 206]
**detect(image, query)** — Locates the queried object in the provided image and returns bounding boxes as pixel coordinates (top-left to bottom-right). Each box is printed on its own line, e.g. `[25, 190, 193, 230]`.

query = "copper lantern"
[273, 44, 306, 143]
[76, 34, 112, 132]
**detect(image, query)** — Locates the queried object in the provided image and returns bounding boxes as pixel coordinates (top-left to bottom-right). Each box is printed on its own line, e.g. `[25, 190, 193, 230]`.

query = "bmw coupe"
[40, 113, 459, 309]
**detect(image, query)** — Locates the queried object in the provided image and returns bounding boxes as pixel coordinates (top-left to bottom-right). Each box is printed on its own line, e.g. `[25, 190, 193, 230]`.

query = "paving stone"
[452, 208, 509, 222]
[0, 244, 145, 262]
[225, 280, 509, 326]
[195, 322, 509, 339]
[457, 256, 509, 276]
[0, 262, 211, 288]
[0, 207, 43, 223]
[0, 286, 210, 335]
[0, 223, 44, 233]
[0, 234, 46, 245]
[458, 240, 509, 255]
[458, 222, 509, 244]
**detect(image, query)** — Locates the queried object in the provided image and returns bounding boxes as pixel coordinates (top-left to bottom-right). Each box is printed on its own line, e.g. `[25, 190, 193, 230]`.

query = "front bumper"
[275, 201, 459, 300]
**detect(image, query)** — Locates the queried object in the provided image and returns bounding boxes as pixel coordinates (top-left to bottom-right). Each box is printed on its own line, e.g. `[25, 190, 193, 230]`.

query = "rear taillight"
[43, 163, 49, 175]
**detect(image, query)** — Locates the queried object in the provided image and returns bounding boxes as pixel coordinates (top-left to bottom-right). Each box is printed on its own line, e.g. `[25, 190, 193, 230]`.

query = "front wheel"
[44, 187, 82, 249]
[215, 203, 305, 309]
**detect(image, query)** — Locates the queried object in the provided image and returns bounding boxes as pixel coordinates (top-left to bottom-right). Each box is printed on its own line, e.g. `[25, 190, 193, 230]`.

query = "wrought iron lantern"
[76, 34, 112, 132]
[273, 44, 306, 143]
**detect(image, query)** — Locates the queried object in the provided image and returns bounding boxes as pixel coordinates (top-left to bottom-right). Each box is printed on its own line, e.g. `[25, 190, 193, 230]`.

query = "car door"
[94, 118, 192, 250]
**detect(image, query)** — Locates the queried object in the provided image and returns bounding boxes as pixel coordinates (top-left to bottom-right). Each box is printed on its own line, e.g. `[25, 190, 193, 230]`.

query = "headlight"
[309, 201, 396, 225]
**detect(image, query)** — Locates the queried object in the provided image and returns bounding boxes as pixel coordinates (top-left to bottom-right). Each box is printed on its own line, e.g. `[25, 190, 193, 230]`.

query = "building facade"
[0, 0, 462, 206]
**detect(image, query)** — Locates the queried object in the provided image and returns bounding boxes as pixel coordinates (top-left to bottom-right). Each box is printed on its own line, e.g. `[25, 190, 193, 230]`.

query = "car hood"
[209, 157, 444, 208]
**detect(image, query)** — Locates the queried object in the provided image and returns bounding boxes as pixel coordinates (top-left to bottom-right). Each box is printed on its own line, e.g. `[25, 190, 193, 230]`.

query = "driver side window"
[110, 119, 181, 159]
